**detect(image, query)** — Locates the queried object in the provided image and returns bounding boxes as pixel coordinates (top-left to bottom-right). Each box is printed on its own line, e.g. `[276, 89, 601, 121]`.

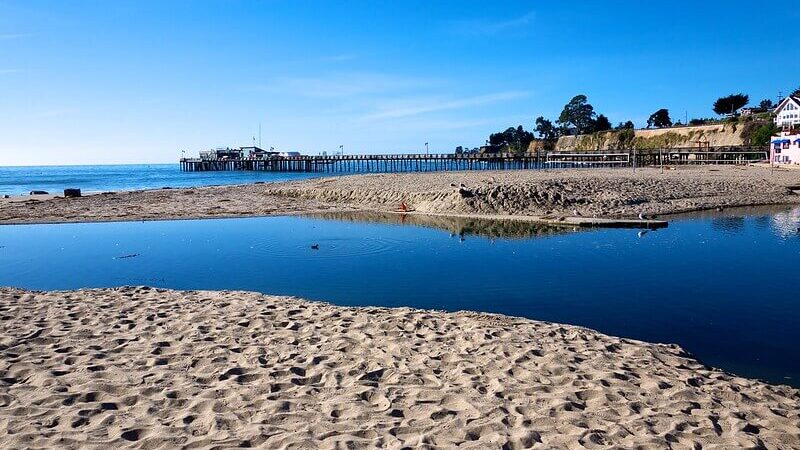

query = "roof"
[774, 95, 800, 113]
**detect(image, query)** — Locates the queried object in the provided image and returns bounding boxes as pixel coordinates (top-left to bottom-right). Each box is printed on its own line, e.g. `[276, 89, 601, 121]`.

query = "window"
[784, 141, 790, 149]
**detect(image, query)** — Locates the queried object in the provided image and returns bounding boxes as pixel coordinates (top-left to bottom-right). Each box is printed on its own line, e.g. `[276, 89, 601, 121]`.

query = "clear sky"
[1, 0, 798, 166]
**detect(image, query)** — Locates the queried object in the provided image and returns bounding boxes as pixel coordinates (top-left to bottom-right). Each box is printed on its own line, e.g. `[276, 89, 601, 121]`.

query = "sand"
[1, 287, 798, 449]
[1, 166, 799, 225]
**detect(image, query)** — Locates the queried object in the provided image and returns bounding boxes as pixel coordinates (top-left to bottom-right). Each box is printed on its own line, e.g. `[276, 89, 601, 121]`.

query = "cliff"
[551, 122, 763, 151]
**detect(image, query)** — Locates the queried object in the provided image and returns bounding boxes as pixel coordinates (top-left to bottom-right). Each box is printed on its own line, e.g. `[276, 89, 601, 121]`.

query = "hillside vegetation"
[551, 120, 772, 151]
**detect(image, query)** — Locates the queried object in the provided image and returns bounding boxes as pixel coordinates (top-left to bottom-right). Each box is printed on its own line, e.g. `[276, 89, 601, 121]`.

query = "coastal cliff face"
[553, 123, 754, 151]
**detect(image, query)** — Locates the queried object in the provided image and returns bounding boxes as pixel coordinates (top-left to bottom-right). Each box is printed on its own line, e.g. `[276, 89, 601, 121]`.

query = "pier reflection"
[307, 211, 577, 240]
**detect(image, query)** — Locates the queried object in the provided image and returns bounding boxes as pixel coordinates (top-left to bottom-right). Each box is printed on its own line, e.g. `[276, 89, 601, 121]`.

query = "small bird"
[638, 230, 649, 238]
[572, 209, 582, 217]
[638, 213, 646, 220]
[460, 183, 466, 188]
[450, 183, 457, 187]
[310, 244, 319, 250]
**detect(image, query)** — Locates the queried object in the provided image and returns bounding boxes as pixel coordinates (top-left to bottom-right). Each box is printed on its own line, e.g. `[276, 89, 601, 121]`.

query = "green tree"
[534, 116, 558, 141]
[593, 114, 612, 132]
[617, 128, 635, 149]
[749, 122, 779, 146]
[647, 109, 672, 128]
[713, 93, 749, 115]
[615, 120, 635, 130]
[488, 126, 534, 154]
[759, 99, 774, 110]
[557, 95, 595, 135]
[792, 86, 800, 97]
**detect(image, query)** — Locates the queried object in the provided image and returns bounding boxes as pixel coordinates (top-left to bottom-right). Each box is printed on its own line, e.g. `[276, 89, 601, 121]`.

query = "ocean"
[0, 164, 323, 196]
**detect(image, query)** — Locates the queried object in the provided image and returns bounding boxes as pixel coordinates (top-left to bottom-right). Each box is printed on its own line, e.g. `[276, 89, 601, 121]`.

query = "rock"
[64, 188, 81, 198]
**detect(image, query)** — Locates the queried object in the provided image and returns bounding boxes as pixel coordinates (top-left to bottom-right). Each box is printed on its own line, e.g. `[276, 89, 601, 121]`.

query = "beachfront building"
[771, 131, 800, 165]
[774, 95, 800, 129]
[198, 147, 244, 160]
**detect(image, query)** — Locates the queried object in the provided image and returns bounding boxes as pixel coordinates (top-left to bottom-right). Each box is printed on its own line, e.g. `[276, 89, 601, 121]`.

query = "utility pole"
[339, 144, 344, 156]
[425, 142, 429, 155]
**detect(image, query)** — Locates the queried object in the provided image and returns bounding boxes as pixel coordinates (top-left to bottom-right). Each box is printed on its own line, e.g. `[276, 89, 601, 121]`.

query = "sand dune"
[1, 166, 799, 225]
[1, 287, 798, 449]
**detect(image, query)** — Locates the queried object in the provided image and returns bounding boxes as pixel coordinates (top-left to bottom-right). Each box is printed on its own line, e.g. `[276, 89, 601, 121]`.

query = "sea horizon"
[0, 163, 325, 196]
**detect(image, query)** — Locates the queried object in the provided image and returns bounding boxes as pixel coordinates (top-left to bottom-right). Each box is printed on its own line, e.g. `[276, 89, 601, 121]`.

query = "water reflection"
[710, 217, 746, 234]
[307, 211, 575, 240]
[771, 208, 800, 238]
[669, 205, 800, 239]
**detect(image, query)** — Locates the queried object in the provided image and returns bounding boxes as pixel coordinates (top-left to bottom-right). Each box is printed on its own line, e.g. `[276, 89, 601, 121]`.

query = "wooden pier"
[180, 153, 540, 173]
[179, 146, 769, 173]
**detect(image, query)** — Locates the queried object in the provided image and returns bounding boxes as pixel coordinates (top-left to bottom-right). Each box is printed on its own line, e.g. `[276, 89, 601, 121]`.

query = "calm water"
[1, 208, 799, 385]
[0, 164, 323, 195]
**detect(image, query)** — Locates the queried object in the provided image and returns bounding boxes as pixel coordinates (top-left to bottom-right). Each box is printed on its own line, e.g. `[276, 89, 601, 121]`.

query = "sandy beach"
[1, 166, 799, 225]
[1, 287, 798, 449]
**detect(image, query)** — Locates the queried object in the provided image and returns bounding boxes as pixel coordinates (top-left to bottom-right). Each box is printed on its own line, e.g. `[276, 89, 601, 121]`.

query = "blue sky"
[1, 0, 798, 165]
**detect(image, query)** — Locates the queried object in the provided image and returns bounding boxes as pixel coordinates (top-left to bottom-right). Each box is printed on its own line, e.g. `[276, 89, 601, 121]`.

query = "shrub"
[746, 122, 779, 146]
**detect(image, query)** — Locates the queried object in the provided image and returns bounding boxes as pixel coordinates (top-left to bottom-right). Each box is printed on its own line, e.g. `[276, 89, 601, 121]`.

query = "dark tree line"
[488, 126, 534, 154]
[554, 95, 613, 134]
[479, 94, 635, 153]
[713, 94, 749, 116]
[647, 109, 672, 128]
[474, 86, 791, 155]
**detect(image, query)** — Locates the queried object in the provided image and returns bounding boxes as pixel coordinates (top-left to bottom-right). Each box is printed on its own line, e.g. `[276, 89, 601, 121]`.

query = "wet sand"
[1, 287, 799, 449]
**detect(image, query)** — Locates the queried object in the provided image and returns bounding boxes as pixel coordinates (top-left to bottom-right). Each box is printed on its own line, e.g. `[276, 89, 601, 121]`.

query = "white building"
[771, 131, 800, 165]
[774, 95, 800, 128]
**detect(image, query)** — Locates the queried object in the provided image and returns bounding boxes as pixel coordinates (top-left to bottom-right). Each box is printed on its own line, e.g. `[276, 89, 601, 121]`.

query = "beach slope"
[1, 166, 799, 224]
[1, 287, 798, 449]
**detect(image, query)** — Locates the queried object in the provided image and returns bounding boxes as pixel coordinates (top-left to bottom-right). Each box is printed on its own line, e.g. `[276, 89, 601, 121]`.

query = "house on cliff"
[774, 95, 800, 129]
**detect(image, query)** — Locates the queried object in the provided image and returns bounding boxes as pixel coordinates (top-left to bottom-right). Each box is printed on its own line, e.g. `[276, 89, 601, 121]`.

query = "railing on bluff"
[179, 146, 769, 173]
[545, 146, 768, 168]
